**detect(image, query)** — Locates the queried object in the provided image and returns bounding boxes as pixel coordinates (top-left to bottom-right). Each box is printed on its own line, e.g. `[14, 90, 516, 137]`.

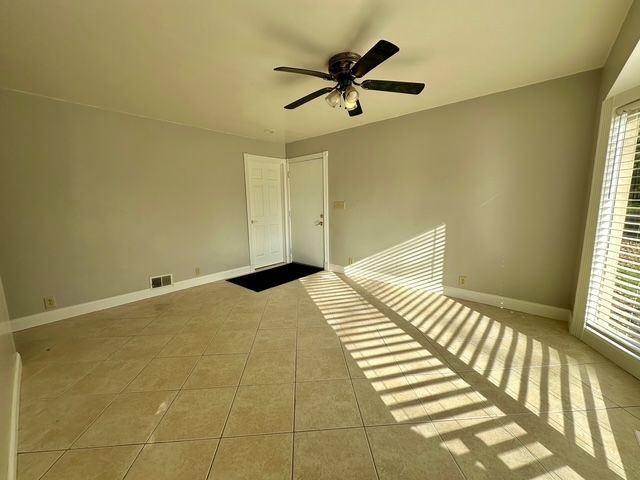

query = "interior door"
[289, 157, 325, 267]
[245, 155, 285, 269]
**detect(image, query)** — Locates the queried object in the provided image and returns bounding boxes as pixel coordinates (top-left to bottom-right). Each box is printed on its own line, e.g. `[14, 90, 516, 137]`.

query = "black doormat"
[227, 262, 323, 292]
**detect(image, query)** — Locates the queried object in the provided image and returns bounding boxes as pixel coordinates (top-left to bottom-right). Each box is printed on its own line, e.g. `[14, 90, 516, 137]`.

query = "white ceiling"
[0, 0, 633, 143]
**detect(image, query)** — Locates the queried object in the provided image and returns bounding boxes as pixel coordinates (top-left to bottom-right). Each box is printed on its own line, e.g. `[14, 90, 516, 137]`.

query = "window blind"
[585, 101, 640, 356]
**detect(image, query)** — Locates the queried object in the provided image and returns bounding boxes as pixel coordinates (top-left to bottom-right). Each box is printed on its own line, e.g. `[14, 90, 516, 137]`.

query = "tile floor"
[13, 271, 640, 480]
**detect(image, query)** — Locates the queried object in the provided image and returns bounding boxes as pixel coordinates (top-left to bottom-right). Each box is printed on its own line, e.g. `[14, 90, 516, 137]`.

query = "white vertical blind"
[585, 101, 640, 356]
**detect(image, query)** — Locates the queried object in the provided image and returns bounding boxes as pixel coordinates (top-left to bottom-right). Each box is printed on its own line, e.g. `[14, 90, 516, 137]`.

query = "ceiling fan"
[274, 40, 425, 117]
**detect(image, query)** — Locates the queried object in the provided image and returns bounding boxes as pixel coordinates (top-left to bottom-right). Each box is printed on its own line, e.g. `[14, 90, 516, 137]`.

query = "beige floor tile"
[404, 373, 505, 421]
[125, 440, 217, 480]
[626, 406, 640, 420]
[17, 451, 63, 480]
[252, 329, 297, 352]
[108, 335, 173, 360]
[126, 356, 198, 392]
[502, 412, 636, 480]
[259, 307, 297, 330]
[352, 377, 430, 425]
[367, 424, 464, 479]
[73, 391, 176, 447]
[568, 361, 640, 407]
[95, 317, 154, 337]
[205, 330, 256, 354]
[478, 365, 617, 415]
[296, 347, 349, 381]
[183, 354, 247, 389]
[138, 315, 188, 335]
[21, 362, 98, 398]
[224, 311, 262, 330]
[434, 417, 553, 480]
[295, 379, 362, 431]
[208, 433, 292, 480]
[40, 445, 141, 480]
[552, 408, 640, 477]
[343, 351, 367, 378]
[224, 384, 294, 437]
[297, 317, 333, 330]
[181, 316, 224, 334]
[30, 337, 129, 363]
[229, 304, 265, 317]
[66, 360, 150, 395]
[240, 350, 295, 385]
[19, 360, 50, 383]
[297, 328, 341, 350]
[108, 300, 169, 318]
[157, 332, 215, 357]
[19, 394, 115, 452]
[293, 428, 377, 480]
[150, 387, 236, 442]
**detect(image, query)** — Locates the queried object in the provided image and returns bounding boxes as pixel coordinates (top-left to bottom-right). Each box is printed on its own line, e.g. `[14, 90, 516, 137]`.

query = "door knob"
[315, 220, 324, 226]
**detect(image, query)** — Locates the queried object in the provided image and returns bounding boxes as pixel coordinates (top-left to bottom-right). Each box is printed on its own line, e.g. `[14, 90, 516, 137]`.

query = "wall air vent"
[150, 273, 173, 289]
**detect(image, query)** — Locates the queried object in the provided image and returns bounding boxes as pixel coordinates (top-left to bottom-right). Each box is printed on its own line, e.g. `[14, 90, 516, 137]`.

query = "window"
[585, 100, 640, 356]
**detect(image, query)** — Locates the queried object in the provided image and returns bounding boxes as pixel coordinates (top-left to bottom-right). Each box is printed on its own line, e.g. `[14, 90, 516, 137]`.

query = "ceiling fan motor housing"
[328, 52, 361, 89]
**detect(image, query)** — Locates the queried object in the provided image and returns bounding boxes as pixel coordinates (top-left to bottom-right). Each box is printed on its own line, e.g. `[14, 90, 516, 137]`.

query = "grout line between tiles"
[291, 297, 300, 480]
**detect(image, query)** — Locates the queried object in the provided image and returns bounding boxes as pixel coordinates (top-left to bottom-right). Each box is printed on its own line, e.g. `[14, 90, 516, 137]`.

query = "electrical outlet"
[43, 295, 57, 310]
[458, 275, 467, 287]
[195, 267, 201, 276]
[348, 257, 354, 265]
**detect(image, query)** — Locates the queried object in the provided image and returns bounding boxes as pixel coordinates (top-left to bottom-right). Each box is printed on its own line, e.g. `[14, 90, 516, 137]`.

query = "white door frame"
[243, 153, 289, 272]
[286, 151, 329, 270]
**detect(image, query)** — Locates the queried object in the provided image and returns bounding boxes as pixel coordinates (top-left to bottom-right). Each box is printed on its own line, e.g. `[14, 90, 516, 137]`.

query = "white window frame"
[573, 84, 640, 379]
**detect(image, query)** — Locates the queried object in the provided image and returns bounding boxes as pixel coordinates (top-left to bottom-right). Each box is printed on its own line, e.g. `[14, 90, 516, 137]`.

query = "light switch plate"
[333, 200, 346, 209]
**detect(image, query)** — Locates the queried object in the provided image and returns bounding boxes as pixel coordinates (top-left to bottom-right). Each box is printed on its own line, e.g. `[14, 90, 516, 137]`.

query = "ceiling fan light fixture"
[345, 99, 358, 111]
[344, 85, 358, 104]
[325, 89, 341, 108]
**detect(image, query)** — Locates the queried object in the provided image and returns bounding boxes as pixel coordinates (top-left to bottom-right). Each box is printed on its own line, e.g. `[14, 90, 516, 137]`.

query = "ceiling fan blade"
[284, 87, 335, 109]
[274, 67, 333, 81]
[348, 101, 363, 117]
[351, 40, 399, 78]
[361, 79, 425, 95]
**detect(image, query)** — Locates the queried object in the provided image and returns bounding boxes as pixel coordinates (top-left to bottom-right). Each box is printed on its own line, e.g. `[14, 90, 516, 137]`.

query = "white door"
[244, 155, 285, 269]
[289, 157, 325, 267]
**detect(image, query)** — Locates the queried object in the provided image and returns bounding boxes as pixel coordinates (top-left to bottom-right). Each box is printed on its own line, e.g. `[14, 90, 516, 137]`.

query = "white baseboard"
[443, 286, 571, 322]
[11, 266, 251, 332]
[7, 352, 21, 480]
[330, 264, 571, 322]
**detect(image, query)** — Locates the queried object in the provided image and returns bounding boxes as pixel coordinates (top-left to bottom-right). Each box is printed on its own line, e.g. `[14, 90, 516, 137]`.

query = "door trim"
[286, 152, 329, 270]
[243, 153, 288, 272]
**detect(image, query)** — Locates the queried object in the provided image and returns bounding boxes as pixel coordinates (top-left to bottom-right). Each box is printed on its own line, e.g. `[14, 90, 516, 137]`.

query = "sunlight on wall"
[345, 224, 446, 294]
[300, 270, 638, 479]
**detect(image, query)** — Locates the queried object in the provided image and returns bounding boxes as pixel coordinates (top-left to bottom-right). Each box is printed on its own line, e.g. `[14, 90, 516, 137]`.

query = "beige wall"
[0, 277, 17, 478]
[0, 89, 283, 318]
[287, 70, 601, 309]
[601, 0, 640, 99]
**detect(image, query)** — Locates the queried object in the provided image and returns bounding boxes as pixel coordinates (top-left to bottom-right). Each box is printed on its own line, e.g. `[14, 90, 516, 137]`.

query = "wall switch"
[195, 267, 201, 276]
[43, 295, 57, 310]
[458, 275, 467, 287]
[333, 200, 346, 209]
